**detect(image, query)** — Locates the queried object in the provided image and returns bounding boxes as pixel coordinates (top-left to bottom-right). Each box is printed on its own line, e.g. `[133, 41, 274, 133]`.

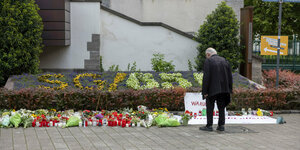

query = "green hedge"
[0, 88, 299, 111]
[228, 88, 300, 110]
[0, 88, 186, 111]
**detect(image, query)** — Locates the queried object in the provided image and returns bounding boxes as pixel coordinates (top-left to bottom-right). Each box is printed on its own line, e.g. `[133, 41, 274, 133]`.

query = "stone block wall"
[84, 34, 100, 70]
[252, 55, 264, 84]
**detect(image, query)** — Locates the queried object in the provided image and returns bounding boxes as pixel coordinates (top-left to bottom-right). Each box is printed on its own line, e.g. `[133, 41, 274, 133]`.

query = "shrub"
[1, 87, 299, 111]
[0, 88, 55, 110]
[0, 0, 43, 86]
[151, 53, 175, 72]
[188, 60, 193, 71]
[108, 65, 120, 72]
[263, 69, 300, 89]
[127, 61, 140, 71]
[0, 88, 186, 111]
[194, 1, 242, 71]
[99, 56, 104, 72]
[228, 88, 300, 110]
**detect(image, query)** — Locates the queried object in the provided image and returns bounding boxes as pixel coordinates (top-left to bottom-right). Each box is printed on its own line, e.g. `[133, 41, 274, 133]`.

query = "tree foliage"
[245, 0, 300, 38]
[151, 53, 175, 72]
[195, 2, 242, 71]
[0, 0, 43, 86]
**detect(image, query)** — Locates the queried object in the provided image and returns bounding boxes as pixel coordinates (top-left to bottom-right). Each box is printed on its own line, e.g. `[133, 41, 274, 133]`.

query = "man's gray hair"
[205, 47, 217, 55]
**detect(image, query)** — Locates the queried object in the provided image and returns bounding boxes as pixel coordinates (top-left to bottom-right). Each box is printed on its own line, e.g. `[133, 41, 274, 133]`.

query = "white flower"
[126, 73, 159, 90]
[159, 73, 192, 88]
[194, 73, 203, 86]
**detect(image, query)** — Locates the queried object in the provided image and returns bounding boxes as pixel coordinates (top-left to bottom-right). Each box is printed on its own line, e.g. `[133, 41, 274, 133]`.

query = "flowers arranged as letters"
[21, 72, 250, 91]
[73, 73, 105, 90]
[38, 74, 68, 90]
[108, 73, 127, 92]
[159, 73, 192, 89]
[126, 73, 159, 90]
[193, 73, 203, 86]
[34, 72, 196, 90]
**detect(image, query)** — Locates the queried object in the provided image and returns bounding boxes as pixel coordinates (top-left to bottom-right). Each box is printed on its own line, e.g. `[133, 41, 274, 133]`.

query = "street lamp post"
[276, 0, 283, 88]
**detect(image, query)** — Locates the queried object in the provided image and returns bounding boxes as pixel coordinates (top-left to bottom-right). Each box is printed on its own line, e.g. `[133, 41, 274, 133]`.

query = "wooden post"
[240, 6, 254, 79]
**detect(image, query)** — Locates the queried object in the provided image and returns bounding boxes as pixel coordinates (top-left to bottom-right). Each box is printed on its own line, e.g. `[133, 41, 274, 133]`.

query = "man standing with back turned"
[200, 48, 232, 132]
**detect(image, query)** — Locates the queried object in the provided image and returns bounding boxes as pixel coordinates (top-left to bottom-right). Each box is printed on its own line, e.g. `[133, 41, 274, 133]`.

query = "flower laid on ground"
[0, 107, 168, 128]
[181, 110, 193, 120]
[0, 107, 273, 128]
[180, 110, 193, 126]
[95, 113, 104, 119]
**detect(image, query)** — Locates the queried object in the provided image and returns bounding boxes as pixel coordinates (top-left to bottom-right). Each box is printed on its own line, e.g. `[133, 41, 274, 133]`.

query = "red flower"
[57, 114, 61, 117]
[83, 110, 90, 113]
[32, 121, 36, 127]
[185, 110, 190, 114]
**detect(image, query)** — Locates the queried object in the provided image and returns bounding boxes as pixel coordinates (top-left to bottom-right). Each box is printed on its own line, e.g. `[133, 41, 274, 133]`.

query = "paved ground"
[0, 114, 299, 150]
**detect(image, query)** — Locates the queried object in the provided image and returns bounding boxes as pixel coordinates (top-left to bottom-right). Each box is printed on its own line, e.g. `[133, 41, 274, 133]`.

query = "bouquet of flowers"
[181, 110, 193, 126]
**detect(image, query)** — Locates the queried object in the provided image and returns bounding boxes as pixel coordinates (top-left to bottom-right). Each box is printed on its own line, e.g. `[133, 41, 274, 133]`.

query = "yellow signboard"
[260, 36, 288, 55]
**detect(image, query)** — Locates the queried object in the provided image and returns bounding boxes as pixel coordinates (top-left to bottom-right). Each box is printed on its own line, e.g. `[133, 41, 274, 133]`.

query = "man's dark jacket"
[202, 54, 233, 106]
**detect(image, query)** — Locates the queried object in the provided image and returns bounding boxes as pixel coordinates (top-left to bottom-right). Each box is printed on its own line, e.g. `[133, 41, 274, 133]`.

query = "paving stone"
[0, 147, 13, 150]
[69, 147, 83, 150]
[64, 137, 78, 143]
[68, 143, 83, 149]
[27, 146, 42, 150]
[41, 146, 55, 150]
[53, 142, 69, 149]
[1, 114, 300, 150]
[124, 147, 138, 150]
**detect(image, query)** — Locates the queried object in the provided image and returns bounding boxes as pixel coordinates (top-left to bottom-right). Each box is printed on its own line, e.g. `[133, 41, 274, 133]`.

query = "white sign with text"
[183, 93, 277, 125]
[184, 92, 218, 115]
[188, 116, 277, 124]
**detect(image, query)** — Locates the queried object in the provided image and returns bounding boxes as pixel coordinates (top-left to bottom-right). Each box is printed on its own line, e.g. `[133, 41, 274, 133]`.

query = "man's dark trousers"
[206, 93, 226, 127]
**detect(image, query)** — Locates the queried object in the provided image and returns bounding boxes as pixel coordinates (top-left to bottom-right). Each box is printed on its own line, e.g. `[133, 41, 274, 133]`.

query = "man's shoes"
[216, 125, 225, 131]
[199, 126, 213, 131]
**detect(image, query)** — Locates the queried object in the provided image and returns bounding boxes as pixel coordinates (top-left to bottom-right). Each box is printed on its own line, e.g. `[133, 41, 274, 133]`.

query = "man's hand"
[204, 94, 208, 99]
